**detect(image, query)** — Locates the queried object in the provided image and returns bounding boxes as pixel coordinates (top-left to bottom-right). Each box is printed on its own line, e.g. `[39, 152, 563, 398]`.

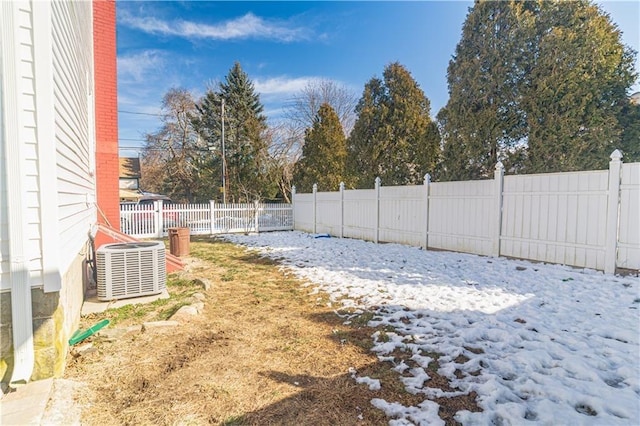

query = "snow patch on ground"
[225, 231, 640, 425]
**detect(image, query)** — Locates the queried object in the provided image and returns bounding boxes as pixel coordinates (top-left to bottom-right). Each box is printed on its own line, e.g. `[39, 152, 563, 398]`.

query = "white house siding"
[0, 1, 96, 292]
[0, 137, 7, 288]
[51, 1, 96, 276]
[19, 2, 45, 287]
[0, 0, 99, 383]
[0, 1, 43, 292]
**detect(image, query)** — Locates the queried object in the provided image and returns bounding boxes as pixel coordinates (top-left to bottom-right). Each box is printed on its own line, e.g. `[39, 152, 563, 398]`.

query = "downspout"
[1, 0, 35, 385]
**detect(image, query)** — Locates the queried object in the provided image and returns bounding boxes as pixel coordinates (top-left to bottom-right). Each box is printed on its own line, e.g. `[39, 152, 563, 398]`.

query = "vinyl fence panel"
[501, 171, 609, 270]
[618, 162, 640, 270]
[428, 180, 495, 256]
[293, 193, 314, 233]
[379, 185, 426, 247]
[289, 152, 639, 274]
[343, 189, 377, 242]
[316, 191, 342, 236]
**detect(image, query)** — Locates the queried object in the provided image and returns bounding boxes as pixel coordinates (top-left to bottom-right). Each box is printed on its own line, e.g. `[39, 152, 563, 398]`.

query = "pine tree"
[347, 62, 440, 187]
[193, 62, 271, 202]
[293, 103, 347, 192]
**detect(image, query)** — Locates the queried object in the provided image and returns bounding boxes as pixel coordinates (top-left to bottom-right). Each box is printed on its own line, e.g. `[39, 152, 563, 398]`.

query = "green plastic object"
[69, 319, 110, 346]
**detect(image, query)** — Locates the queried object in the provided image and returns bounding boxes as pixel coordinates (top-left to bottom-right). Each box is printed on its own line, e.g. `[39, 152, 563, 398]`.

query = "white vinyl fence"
[121, 201, 293, 239]
[293, 150, 639, 274]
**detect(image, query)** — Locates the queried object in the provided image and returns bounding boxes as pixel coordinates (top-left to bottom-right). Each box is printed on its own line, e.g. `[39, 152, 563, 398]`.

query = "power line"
[118, 110, 163, 117]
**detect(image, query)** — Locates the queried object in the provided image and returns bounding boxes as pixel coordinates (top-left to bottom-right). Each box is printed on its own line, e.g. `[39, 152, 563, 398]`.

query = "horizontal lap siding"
[20, 2, 43, 287]
[618, 163, 640, 270]
[0, 83, 6, 286]
[1, 2, 48, 290]
[52, 1, 95, 274]
[428, 180, 494, 256]
[1, 3, 18, 287]
[0, 118, 5, 280]
[501, 171, 608, 270]
[379, 185, 425, 246]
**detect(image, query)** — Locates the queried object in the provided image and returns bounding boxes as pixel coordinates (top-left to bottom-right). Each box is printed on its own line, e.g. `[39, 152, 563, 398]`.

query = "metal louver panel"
[96, 241, 167, 301]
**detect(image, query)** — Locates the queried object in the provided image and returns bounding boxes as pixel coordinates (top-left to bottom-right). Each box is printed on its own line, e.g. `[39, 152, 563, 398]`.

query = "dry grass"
[64, 237, 479, 425]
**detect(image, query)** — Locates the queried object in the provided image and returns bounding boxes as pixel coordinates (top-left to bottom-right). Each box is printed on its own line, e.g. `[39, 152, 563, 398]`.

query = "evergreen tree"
[347, 62, 440, 187]
[346, 77, 387, 186]
[439, 0, 637, 179]
[193, 62, 271, 202]
[438, 0, 532, 180]
[293, 103, 347, 192]
[190, 89, 224, 200]
[523, 0, 637, 172]
[436, 106, 474, 181]
[617, 97, 640, 162]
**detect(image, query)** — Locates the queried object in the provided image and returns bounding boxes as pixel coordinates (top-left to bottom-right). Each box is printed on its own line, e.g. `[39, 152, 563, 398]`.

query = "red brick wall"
[93, 0, 119, 247]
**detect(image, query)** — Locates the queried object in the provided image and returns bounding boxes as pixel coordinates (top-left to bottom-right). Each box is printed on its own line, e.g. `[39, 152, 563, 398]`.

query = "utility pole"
[221, 98, 227, 204]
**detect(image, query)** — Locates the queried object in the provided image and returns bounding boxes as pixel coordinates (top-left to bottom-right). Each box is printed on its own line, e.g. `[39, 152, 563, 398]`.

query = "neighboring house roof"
[119, 157, 141, 179]
[119, 189, 142, 201]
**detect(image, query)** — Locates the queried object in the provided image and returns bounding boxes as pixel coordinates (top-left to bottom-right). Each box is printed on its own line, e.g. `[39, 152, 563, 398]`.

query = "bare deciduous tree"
[285, 79, 357, 139]
[262, 123, 300, 202]
[140, 88, 210, 202]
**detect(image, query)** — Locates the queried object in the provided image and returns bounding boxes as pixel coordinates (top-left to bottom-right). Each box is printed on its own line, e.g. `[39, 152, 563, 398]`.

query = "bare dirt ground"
[50, 237, 478, 425]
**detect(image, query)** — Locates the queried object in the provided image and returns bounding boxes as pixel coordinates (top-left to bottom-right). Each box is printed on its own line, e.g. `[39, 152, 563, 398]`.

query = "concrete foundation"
[0, 251, 86, 383]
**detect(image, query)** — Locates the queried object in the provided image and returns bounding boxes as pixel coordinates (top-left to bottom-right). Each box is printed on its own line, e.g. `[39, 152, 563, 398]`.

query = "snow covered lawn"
[224, 231, 640, 425]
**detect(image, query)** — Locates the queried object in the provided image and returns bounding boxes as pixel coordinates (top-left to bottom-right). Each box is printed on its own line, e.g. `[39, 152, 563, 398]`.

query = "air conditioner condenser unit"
[96, 241, 166, 301]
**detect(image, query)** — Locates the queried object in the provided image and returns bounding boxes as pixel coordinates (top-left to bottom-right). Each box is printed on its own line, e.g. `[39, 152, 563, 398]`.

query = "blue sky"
[117, 1, 640, 156]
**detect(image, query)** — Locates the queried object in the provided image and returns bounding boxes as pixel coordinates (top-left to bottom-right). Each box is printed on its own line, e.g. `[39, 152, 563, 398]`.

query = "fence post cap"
[610, 149, 623, 161]
[374, 177, 381, 187]
[339, 182, 345, 190]
[312, 183, 318, 191]
[495, 161, 504, 171]
[424, 173, 431, 184]
[291, 185, 296, 193]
